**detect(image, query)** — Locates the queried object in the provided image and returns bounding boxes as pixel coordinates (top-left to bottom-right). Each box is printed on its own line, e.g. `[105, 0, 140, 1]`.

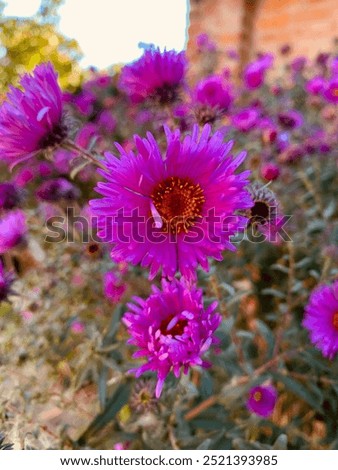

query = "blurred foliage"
[0, 0, 83, 94]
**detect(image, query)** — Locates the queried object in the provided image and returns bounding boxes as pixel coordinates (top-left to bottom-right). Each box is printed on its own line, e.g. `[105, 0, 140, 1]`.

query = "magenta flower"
[123, 279, 221, 397]
[322, 78, 338, 104]
[278, 110, 304, 129]
[246, 385, 277, 418]
[0, 63, 66, 167]
[305, 76, 325, 95]
[302, 280, 338, 360]
[290, 56, 307, 73]
[0, 210, 27, 254]
[103, 271, 126, 303]
[118, 48, 187, 104]
[70, 321, 85, 334]
[243, 54, 273, 90]
[96, 110, 117, 133]
[0, 262, 15, 302]
[0, 182, 21, 210]
[196, 33, 216, 52]
[231, 108, 259, 132]
[260, 163, 280, 181]
[194, 75, 233, 111]
[36, 178, 80, 202]
[90, 124, 252, 280]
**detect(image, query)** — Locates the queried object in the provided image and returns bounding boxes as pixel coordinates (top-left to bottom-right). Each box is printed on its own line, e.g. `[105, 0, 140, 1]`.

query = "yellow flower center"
[253, 391, 262, 402]
[151, 176, 205, 234]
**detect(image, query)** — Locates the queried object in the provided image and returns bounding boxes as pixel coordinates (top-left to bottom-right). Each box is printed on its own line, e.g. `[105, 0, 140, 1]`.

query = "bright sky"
[4, 0, 189, 68]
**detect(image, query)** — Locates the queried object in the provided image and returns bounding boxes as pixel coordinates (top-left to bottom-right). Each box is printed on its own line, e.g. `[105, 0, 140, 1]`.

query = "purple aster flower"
[118, 47, 187, 105]
[231, 108, 259, 132]
[226, 48, 239, 60]
[123, 279, 221, 397]
[75, 123, 99, 148]
[260, 163, 280, 181]
[196, 33, 216, 52]
[96, 110, 117, 134]
[194, 75, 233, 111]
[316, 52, 330, 68]
[302, 280, 338, 360]
[0, 63, 67, 168]
[0, 182, 22, 210]
[322, 78, 338, 104]
[73, 89, 96, 116]
[278, 110, 304, 129]
[305, 76, 325, 95]
[278, 144, 305, 164]
[243, 54, 273, 90]
[290, 56, 307, 74]
[36, 178, 80, 202]
[0, 210, 27, 254]
[246, 182, 278, 227]
[103, 271, 126, 303]
[280, 44, 291, 55]
[0, 262, 15, 302]
[246, 385, 277, 418]
[90, 124, 252, 280]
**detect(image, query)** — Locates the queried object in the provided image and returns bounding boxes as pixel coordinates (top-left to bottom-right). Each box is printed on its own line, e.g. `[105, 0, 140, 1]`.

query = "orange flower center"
[151, 177, 205, 234]
[333, 311, 338, 330]
[253, 391, 262, 402]
[333, 87, 338, 97]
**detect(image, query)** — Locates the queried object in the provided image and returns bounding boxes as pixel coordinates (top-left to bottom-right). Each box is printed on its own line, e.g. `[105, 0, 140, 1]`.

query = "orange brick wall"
[187, 0, 338, 73]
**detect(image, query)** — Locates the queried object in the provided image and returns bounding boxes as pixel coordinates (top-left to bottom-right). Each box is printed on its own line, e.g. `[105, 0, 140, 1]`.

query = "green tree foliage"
[0, 0, 83, 94]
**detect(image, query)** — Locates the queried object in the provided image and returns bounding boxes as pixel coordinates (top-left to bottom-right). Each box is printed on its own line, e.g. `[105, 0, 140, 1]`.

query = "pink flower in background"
[103, 271, 126, 303]
[0, 63, 66, 167]
[71, 321, 85, 334]
[322, 78, 338, 104]
[260, 163, 280, 181]
[73, 90, 96, 116]
[290, 56, 307, 73]
[113, 442, 130, 450]
[75, 123, 99, 148]
[278, 110, 304, 129]
[305, 76, 325, 95]
[232, 108, 259, 132]
[243, 54, 273, 90]
[194, 75, 233, 111]
[118, 47, 187, 104]
[0, 210, 27, 254]
[246, 385, 277, 417]
[36, 177, 80, 202]
[96, 110, 117, 133]
[196, 33, 216, 52]
[123, 279, 221, 397]
[0, 182, 22, 210]
[302, 280, 338, 360]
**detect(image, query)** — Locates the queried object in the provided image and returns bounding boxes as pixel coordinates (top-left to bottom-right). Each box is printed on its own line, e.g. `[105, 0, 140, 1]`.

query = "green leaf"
[77, 382, 131, 445]
[273, 434, 288, 450]
[261, 288, 286, 299]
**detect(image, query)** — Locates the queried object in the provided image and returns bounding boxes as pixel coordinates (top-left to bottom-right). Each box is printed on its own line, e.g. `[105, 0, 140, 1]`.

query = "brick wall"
[187, 0, 338, 73]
